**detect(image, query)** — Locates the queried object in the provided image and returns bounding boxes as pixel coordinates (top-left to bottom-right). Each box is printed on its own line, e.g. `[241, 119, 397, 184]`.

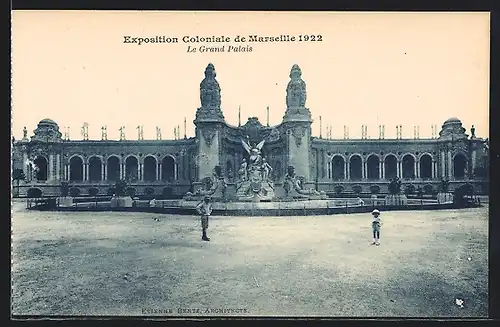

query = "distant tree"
[69, 187, 81, 197]
[88, 187, 99, 197]
[404, 184, 416, 195]
[113, 179, 128, 196]
[126, 187, 136, 197]
[369, 184, 380, 195]
[60, 181, 70, 197]
[12, 168, 25, 197]
[388, 177, 402, 195]
[453, 183, 474, 207]
[439, 179, 450, 193]
[144, 187, 155, 196]
[423, 184, 434, 195]
[352, 184, 362, 195]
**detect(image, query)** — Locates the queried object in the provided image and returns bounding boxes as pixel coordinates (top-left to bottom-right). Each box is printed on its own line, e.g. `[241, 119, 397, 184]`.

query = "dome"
[444, 117, 461, 124]
[39, 118, 57, 125]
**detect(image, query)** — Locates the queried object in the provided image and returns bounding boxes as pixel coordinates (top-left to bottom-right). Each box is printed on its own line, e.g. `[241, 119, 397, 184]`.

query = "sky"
[11, 11, 490, 141]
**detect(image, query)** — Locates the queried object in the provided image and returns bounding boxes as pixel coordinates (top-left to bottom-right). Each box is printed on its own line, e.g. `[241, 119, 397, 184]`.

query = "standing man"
[196, 196, 213, 241]
[371, 209, 382, 246]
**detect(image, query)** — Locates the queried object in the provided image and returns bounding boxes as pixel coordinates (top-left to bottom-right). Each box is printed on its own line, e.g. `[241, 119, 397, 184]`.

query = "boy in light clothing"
[196, 196, 213, 241]
[371, 209, 381, 246]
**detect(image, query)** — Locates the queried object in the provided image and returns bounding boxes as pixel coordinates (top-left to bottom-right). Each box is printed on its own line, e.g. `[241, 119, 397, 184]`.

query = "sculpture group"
[235, 139, 275, 201]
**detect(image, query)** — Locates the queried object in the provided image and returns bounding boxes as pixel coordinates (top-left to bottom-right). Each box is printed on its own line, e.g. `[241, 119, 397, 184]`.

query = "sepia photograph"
[11, 11, 489, 317]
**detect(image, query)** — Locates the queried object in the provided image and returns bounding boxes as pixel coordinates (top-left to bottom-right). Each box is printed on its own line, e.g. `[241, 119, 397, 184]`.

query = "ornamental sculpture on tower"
[286, 64, 307, 108]
[195, 63, 225, 122]
[284, 64, 311, 120]
[200, 63, 221, 108]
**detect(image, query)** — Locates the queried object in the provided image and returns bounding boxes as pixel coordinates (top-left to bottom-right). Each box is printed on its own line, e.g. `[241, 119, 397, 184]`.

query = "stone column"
[155, 161, 159, 180]
[361, 160, 366, 179]
[414, 159, 418, 179]
[447, 151, 453, 179]
[49, 154, 54, 181]
[378, 162, 382, 179]
[22, 153, 28, 180]
[137, 163, 141, 181]
[158, 163, 163, 181]
[396, 160, 401, 178]
[121, 163, 125, 180]
[471, 149, 477, 174]
[343, 161, 347, 180]
[139, 163, 143, 180]
[174, 163, 178, 180]
[346, 160, 350, 180]
[103, 163, 107, 180]
[56, 154, 61, 181]
[84, 163, 89, 181]
[382, 161, 386, 179]
[101, 163, 105, 181]
[441, 151, 446, 179]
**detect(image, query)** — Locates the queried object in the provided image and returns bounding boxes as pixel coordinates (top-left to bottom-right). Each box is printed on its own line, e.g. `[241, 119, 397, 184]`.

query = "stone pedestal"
[224, 183, 237, 201]
[110, 196, 133, 208]
[58, 196, 74, 207]
[236, 180, 275, 202]
[384, 194, 408, 206]
[437, 192, 454, 204]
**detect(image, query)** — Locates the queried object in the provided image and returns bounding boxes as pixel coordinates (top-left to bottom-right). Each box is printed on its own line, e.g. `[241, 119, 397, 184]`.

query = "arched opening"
[384, 155, 397, 180]
[143, 156, 157, 182]
[402, 155, 415, 179]
[27, 187, 42, 198]
[162, 156, 175, 182]
[107, 156, 120, 181]
[453, 153, 468, 179]
[349, 155, 362, 180]
[366, 155, 380, 180]
[331, 156, 345, 180]
[88, 156, 102, 181]
[69, 156, 83, 181]
[34, 156, 48, 181]
[125, 156, 139, 182]
[419, 154, 433, 179]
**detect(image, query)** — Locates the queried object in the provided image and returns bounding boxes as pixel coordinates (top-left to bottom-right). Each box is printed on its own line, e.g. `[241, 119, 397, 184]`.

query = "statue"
[261, 158, 273, 181]
[471, 125, 476, 138]
[23, 126, 28, 139]
[184, 165, 226, 200]
[283, 165, 324, 199]
[286, 64, 307, 109]
[238, 158, 248, 181]
[234, 138, 275, 201]
[388, 177, 402, 194]
[240, 139, 265, 167]
[200, 63, 221, 108]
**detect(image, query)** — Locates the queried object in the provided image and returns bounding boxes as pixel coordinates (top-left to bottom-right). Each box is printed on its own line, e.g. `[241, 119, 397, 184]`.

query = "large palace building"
[12, 64, 489, 198]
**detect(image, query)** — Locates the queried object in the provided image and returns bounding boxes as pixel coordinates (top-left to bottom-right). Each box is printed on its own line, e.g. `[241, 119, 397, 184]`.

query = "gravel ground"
[11, 201, 488, 317]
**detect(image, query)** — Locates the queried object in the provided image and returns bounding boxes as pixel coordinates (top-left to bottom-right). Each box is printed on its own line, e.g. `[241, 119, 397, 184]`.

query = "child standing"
[196, 196, 213, 241]
[371, 209, 381, 246]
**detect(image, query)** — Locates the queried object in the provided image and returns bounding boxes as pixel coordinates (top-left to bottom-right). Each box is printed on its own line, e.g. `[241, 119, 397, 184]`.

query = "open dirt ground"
[11, 201, 488, 317]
